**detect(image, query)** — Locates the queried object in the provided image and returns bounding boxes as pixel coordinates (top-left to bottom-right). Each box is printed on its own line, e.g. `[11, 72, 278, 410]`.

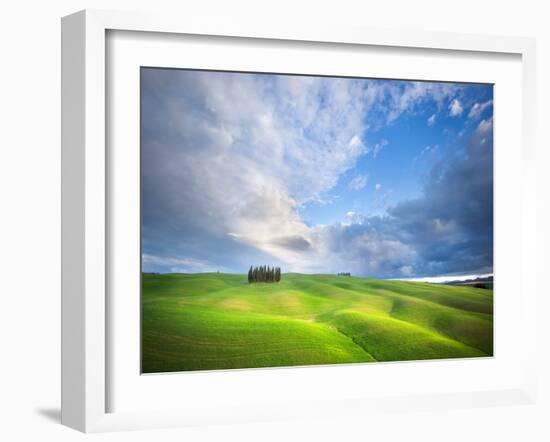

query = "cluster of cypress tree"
[248, 265, 281, 283]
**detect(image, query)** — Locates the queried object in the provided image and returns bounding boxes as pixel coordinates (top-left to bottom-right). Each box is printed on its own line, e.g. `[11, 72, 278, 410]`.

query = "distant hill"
[442, 275, 493, 290]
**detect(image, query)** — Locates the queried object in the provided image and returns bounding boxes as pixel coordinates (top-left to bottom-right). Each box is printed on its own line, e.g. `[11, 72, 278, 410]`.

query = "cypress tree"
[247, 265, 282, 283]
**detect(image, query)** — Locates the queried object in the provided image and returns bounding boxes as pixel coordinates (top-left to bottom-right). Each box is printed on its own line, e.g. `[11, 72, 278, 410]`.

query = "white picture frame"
[61, 9, 538, 433]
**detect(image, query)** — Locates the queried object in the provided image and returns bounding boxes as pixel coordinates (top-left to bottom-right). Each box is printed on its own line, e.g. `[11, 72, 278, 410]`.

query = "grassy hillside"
[142, 273, 493, 373]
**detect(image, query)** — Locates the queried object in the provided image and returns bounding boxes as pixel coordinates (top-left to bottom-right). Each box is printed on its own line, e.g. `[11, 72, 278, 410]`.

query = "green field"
[142, 272, 493, 373]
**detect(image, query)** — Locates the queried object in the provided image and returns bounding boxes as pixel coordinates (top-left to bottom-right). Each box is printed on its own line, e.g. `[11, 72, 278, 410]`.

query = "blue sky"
[141, 69, 493, 279]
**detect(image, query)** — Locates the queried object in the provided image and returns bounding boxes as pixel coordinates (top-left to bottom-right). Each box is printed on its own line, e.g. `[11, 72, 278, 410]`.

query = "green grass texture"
[142, 272, 493, 373]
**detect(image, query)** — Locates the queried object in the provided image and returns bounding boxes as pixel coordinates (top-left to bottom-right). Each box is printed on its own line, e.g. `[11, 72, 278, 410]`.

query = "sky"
[141, 68, 494, 279]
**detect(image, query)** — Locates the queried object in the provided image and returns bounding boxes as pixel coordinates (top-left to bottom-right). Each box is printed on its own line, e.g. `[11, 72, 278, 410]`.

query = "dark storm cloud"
[387, 118, 493, 276]
[305, 119, 494, 278]
[270, 235, 312, 251]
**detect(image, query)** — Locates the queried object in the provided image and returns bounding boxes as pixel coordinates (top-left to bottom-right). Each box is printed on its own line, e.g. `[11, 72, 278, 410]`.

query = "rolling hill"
[142, 272, 493, 373]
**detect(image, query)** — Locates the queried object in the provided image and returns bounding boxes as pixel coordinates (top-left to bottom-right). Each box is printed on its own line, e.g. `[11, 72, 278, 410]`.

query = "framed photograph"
[139, 67, 496, 374]
[61, 9, 538, 432]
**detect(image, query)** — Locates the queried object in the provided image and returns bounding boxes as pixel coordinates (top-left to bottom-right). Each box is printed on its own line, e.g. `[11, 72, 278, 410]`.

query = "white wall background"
[0, 1, 548, 440]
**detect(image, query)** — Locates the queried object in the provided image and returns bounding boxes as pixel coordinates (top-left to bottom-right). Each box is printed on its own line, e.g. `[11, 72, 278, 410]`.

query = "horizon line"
[142, 270, 493, 281]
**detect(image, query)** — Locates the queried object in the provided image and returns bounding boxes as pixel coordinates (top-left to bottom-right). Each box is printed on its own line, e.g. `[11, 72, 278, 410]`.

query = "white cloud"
[348, 174, 368, 191]
[372, 139, 388, 158]
[417, 144, 439, 159]
[394, 273, 493, 283]
[448, 98, 463, 117]
[142, 71, 376, 268]
[468, 99, 493, 120]
[348, 135, 364, 151]
[386, 81, 460, 123]
[475, 117, 493, 137]
[343, 211, 360, 225]
[432, 218, 458, 235]
[375, 183, 382, 192]
[472, 117, 493, 147]
[302, 222, 418, 276]
[427, 114, 436, 126]
[142, 254, 215, 273]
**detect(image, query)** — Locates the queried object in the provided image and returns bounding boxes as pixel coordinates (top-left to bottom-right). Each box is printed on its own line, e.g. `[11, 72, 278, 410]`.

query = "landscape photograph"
[141, 68, 494, 373]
